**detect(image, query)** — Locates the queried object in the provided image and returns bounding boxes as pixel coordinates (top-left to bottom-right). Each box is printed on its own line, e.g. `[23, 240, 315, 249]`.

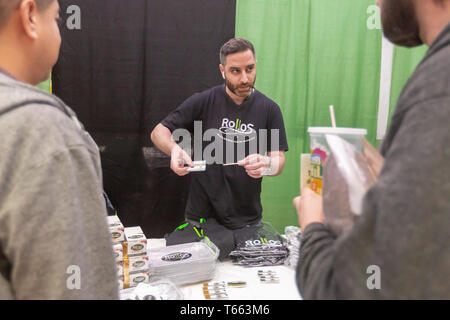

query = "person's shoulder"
[0, 78, 79, 134]
[0, 102, 91, 165]
[8, 101, 80, 134]
[399, 41, 450, 111]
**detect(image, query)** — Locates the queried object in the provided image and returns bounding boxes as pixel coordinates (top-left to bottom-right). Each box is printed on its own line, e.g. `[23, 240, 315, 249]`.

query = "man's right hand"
[170, 145, 194, 176]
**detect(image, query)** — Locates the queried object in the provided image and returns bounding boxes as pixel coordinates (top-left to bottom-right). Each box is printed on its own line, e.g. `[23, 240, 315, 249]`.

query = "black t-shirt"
[161, 85, 288, 229]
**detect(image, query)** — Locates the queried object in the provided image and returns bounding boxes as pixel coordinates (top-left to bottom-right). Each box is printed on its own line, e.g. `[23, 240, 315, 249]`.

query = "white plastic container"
[308, 127, 367, 154]
[148, 240, 219, 285]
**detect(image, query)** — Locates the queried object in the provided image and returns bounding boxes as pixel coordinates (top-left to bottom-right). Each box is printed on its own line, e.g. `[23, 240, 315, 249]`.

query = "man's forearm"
[151, 123, 177, 156]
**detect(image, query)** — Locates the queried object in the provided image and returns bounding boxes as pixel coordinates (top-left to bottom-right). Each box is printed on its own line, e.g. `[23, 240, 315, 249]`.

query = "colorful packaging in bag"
[307, 127, 367, 195]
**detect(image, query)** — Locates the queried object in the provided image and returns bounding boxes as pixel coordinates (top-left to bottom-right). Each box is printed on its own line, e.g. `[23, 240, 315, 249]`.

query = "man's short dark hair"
[0, 0, 54, 29]
[220, 38, 255, 66]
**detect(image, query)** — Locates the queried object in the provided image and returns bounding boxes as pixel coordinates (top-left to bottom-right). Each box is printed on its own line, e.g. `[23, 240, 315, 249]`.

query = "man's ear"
[219, 64, 225, 79]
[19, 0, 39, 40]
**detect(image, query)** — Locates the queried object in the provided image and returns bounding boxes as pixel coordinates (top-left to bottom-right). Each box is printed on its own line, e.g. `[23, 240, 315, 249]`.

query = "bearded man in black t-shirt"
[151, 38, 288, 239]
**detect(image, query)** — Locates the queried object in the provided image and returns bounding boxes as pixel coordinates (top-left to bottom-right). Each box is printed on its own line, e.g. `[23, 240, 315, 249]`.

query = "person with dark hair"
[151, 38, 288, 257]
[0, 0, 118, 299]
[294, 0, 450, 299]
[219, 37, 255, 66]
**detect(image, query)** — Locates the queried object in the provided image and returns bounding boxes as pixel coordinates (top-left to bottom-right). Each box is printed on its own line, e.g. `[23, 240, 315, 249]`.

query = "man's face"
[33, 0, 61, 83]
[377, 0, 423, 47]
[222, 49, 257, 98]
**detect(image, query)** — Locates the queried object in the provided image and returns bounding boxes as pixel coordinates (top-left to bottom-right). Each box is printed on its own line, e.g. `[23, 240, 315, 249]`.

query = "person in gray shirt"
[294, 0, 450, 299]
[0, 0, 118, 299]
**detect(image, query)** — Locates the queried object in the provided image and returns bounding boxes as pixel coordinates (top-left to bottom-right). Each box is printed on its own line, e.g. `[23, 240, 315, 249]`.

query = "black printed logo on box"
[161, 252, 192, 262]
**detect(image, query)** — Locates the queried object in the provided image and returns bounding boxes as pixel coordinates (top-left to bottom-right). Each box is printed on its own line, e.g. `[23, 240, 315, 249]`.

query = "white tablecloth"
[147, 239, 302, 300]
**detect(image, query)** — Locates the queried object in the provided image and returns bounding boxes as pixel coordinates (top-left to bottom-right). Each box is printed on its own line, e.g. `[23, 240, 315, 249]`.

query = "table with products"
[110, 214, 302, 300]
[144, 239, 302, 300]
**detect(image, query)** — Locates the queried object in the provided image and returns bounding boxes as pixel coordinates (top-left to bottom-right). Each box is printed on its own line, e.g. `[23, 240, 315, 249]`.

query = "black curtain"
[53, 0, 236, 237]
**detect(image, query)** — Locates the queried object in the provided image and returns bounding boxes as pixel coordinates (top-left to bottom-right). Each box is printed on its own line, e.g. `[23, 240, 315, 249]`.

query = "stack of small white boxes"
[107, 215, 150, 290]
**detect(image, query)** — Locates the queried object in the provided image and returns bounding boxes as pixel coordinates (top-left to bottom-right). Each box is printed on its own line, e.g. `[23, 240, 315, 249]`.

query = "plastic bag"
[322, 135, 378, 236]
[229, 222, 289, 267]
[284, 226, 301, 268]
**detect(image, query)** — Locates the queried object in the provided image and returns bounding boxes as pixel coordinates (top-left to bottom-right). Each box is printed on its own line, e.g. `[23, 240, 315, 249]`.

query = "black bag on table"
[230, 221, 289, 267]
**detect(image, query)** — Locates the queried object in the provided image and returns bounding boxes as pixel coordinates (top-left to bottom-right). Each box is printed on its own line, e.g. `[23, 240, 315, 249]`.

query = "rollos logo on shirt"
[172, 120, 280, 165]
[218, 117, 256, 143]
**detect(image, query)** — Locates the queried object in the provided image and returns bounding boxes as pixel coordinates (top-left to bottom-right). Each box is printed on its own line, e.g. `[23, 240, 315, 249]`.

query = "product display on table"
[284, 226, 301, 268]
[203, 281, 229, 300]
[108, 215, 125, 244]
[118, 238, 301, 300]
[226, 281, 247, 288]
[258, 270, 280, 284]
[123, 226, 148, 257]
[108, 215, 150, 290]
[148, 239, 219, 285]
[112, 243, 123, 262]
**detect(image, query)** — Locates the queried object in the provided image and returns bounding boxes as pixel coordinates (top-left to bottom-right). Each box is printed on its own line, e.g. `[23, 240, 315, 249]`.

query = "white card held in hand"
[188, 161, 206, 172]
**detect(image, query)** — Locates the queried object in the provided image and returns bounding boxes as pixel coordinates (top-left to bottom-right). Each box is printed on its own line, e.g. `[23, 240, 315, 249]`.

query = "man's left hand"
[293, 187, 326, 230]
[238, 154, 271, 179]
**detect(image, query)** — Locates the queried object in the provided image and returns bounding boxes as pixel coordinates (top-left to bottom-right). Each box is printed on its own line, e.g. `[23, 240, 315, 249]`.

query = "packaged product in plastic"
[322, 135, 379, 235]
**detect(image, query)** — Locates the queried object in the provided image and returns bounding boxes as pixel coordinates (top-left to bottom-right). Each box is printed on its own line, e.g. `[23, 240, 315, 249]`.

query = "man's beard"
[225, 76, 256, 98]
[380, 0, 423, 47]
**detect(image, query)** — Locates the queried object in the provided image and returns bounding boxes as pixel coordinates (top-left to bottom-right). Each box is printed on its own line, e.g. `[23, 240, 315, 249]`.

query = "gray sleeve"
[296, 223, 337, 299]
[3, 146, 119, 299]
[297, 98, 450, 299]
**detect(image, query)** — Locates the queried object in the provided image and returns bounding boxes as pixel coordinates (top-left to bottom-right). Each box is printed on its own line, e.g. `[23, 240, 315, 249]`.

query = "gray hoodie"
[297, 23, 450, 299]
[0, 72, 118, 299]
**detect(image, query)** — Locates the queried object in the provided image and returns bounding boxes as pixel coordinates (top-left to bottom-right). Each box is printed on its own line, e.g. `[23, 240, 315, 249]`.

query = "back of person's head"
[377, 0, 450, 47]
[220, 38, 255, 66]
[0, 0, 60, 85]
[0, 0, 55, 29]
